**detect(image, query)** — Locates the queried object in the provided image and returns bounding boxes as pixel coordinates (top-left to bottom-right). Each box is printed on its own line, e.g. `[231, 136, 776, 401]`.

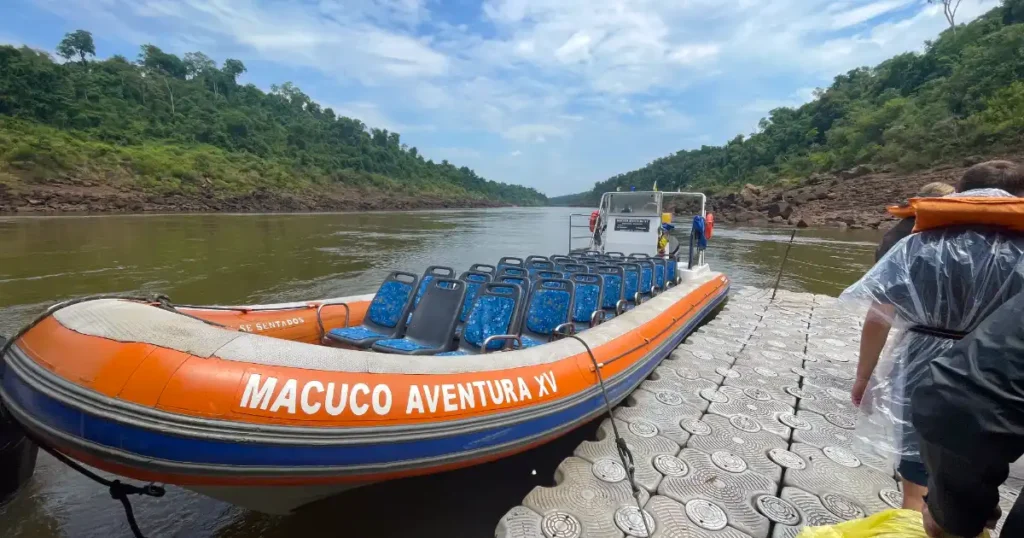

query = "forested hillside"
[0, 33, 546, 211]
[560, 0, 1024, 206]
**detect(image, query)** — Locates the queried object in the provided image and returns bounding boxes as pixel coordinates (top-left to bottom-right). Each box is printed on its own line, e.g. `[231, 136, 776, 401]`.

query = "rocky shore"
[707, 157, 1014, 230]
[0, 180, 507, 215]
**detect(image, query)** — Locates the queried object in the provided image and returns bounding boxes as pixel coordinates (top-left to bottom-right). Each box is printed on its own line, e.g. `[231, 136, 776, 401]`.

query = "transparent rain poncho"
[838, 189, 1024, 466]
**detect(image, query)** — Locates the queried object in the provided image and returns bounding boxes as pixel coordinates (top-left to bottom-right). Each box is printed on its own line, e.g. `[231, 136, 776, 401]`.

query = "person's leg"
[898, 459, 929, 511]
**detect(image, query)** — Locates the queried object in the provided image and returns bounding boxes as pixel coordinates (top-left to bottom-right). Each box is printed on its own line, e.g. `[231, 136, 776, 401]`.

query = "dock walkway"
[497, 286, 1020, 538]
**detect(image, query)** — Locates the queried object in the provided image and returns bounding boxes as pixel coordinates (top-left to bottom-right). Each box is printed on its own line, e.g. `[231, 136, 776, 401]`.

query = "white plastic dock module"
[497, 286, 1022, 538]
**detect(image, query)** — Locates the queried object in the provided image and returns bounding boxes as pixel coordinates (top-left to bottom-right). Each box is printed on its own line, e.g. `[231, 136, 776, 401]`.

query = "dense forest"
[553, 0, 1024, 206]
[0, 33, 546, 207]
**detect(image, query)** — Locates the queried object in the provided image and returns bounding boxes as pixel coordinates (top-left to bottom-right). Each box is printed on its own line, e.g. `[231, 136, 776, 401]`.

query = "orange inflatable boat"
[1, 195, 726, 514]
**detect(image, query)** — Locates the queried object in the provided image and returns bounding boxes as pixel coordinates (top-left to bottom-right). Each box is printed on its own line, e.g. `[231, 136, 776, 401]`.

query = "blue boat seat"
[453, 270, 491, 339]
[469, 263, 497, 277]
[527, 257, 555, 278]
[666, 256, 678, 286]
[325, 271, 418, 348]
[619, 262, 642, 310]
[596, 264, 626, 320]
[535, 270, 563, 281]
[496, 256, 524, 275]
[373, 278, 467, 355]
[653, 258, 667, 291]
[439, 283, 526, 355]
[558, 263, 588, 279]
[630, 255, 655, 299]
[497, 266, 528, 279]
[518, 278, 574, 348]
[570, 273, 605, 329]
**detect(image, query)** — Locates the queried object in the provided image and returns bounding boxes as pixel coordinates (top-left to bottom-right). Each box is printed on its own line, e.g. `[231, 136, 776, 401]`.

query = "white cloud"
[21, 0, 1001, 194]
[504, 124, 568, 143]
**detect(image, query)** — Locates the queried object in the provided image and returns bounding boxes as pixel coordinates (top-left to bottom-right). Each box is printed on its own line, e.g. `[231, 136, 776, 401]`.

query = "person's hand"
[852, 376, 869, 407]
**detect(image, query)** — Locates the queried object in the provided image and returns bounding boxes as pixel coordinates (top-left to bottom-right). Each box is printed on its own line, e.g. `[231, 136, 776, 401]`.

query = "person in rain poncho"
[912, 290, 1024, 538]
[841, 160, 1024, 512]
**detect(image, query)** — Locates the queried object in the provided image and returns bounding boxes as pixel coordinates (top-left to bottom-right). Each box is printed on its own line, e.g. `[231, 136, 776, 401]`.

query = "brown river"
[0, 207, 882, 537]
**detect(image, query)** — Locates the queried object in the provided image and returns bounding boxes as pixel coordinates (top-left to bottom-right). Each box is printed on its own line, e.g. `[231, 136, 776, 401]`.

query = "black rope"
[0, 293, 220, 538]
[771, 230, 798, 301]
[563, 334, 653, 538]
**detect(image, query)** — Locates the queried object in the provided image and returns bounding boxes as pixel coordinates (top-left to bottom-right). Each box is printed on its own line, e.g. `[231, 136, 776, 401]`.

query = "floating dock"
[497, 286, 1021, 538]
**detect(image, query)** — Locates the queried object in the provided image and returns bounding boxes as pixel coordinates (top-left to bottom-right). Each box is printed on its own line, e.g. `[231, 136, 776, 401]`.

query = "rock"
[837, 222, 849, 230]
[770, 215, 784, 223]
[839, 164, 875, 180]
[794, 191, 813, 205]
[807, 173, 833, 185]
[767, 202, 793, 220]
[963, 155, 984, 167]
[867, 219, 882, 229]
[849, 224, 865, 230]
[812, 187, 829, 200]
[26, 198, 43, 205]
[796, 218, 810, 228]
[826, 192, 839, 199]
[742, 183, 762, 195]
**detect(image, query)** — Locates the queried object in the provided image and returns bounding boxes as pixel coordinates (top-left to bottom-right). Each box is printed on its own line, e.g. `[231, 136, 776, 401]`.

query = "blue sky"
[0, 0, 999, 196]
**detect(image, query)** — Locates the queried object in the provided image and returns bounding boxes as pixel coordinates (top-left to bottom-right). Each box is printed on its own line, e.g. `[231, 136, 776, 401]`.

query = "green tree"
[56, 30, 95, 65]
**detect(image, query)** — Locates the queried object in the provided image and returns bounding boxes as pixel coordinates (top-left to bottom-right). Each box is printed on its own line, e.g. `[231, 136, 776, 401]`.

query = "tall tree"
[56, 30, 96, 65]
[930, 0, 964, 34]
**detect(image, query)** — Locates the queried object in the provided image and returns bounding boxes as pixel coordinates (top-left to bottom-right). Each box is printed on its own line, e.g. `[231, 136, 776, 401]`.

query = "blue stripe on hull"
[2, 286, 727, 472]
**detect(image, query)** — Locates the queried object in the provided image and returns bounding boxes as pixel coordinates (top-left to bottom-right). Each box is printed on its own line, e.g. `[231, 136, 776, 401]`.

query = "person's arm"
[853, 302, 893, 406]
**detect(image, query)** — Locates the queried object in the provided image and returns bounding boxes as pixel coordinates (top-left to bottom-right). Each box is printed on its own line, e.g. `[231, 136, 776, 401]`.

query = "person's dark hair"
[957, 160, 1024, 196]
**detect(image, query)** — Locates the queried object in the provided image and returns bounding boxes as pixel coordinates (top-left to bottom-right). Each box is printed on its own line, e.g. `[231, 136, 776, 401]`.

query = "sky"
[0, 0, 1000, 196]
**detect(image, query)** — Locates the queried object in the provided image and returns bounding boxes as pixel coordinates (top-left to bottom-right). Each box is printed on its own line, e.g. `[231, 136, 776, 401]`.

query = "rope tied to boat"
[561, 333, 653, 538]
[0, 293, 213, 538]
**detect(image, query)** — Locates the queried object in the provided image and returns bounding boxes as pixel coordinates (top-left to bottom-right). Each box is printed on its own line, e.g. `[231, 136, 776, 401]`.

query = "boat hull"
[0, 272, 728, 513]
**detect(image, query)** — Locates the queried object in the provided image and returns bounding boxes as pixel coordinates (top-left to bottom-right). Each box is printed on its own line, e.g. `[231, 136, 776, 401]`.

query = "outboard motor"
[0, 336, 38, 505]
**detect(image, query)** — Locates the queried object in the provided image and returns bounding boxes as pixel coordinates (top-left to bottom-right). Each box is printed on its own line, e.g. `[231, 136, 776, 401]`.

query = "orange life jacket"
[886, 196, 1024, 233]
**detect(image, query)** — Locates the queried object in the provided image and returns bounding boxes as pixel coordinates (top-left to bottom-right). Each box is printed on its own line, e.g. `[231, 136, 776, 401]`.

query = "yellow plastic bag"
[796, 509, 991, 538]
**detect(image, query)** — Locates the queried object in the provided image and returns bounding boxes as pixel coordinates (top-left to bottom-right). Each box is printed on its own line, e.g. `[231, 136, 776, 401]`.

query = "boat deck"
[496, 286, 1021, 538]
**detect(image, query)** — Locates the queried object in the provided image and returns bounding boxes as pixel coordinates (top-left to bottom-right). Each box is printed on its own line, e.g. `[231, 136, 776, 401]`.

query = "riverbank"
[707, 155, 1022, 230]
[0, 180, 508, 214]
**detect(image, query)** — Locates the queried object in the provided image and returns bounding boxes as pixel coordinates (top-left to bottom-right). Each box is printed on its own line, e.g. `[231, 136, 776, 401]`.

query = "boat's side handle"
[616, 300, 627, 315]
[482, 335, 522, 353]
[316, 301, 351, 343]
[552, 323, 576, 341]
[634, 292, 643, 305]
[589, 310, 605, 327]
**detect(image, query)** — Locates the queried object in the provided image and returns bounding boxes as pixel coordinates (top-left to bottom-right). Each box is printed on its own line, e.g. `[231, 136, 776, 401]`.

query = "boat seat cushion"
[464, 295, 517, 350]
[372, 338, 434, 353]
[525, 288, 571, 336]
[519, 336, 545, 348]
[327, 326, 389, 346]
[367, 280, 415, 329]
[572, 283, 600, 323]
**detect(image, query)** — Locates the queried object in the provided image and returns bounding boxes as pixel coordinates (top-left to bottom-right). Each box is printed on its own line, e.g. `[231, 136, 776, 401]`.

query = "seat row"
[322, 253, 681, 356]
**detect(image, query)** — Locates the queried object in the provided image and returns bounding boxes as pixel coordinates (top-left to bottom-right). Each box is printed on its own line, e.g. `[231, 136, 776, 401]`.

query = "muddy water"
[0, 208, 882, 537]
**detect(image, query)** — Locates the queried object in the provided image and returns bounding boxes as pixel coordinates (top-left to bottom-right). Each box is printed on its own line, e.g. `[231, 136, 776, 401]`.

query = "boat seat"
[469, 263, 496, 277]
[373, 278, 467, 355]
[653, 258, 667, 290]
[325, 271, 418, 348]
[558, 263, 588, 279]
[497, 266, 528, 279]
[527, 258, 555, 278]
[666, 256, 678, 286]
[496, 256, 524, 275]
[535, 270, 563, 281]
[453, 270, 491, 339]
[570, 273, 605, 329]
[596, 264, 626, 320]
[619, 262, 642, 311]
[631, 257, 656, 298]
[438, 283, 526, 356]
[518, 278, 574, 348]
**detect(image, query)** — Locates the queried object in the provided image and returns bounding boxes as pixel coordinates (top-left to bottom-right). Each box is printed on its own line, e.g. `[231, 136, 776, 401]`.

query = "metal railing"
[568, 213, 594, 253]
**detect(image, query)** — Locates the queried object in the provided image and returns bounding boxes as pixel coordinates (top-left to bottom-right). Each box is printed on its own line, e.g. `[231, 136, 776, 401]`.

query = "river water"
[0, 207, 882, 537]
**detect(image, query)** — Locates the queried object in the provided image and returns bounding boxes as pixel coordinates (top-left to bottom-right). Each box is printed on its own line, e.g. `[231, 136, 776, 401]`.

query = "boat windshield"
[606, 192, 659, 215]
